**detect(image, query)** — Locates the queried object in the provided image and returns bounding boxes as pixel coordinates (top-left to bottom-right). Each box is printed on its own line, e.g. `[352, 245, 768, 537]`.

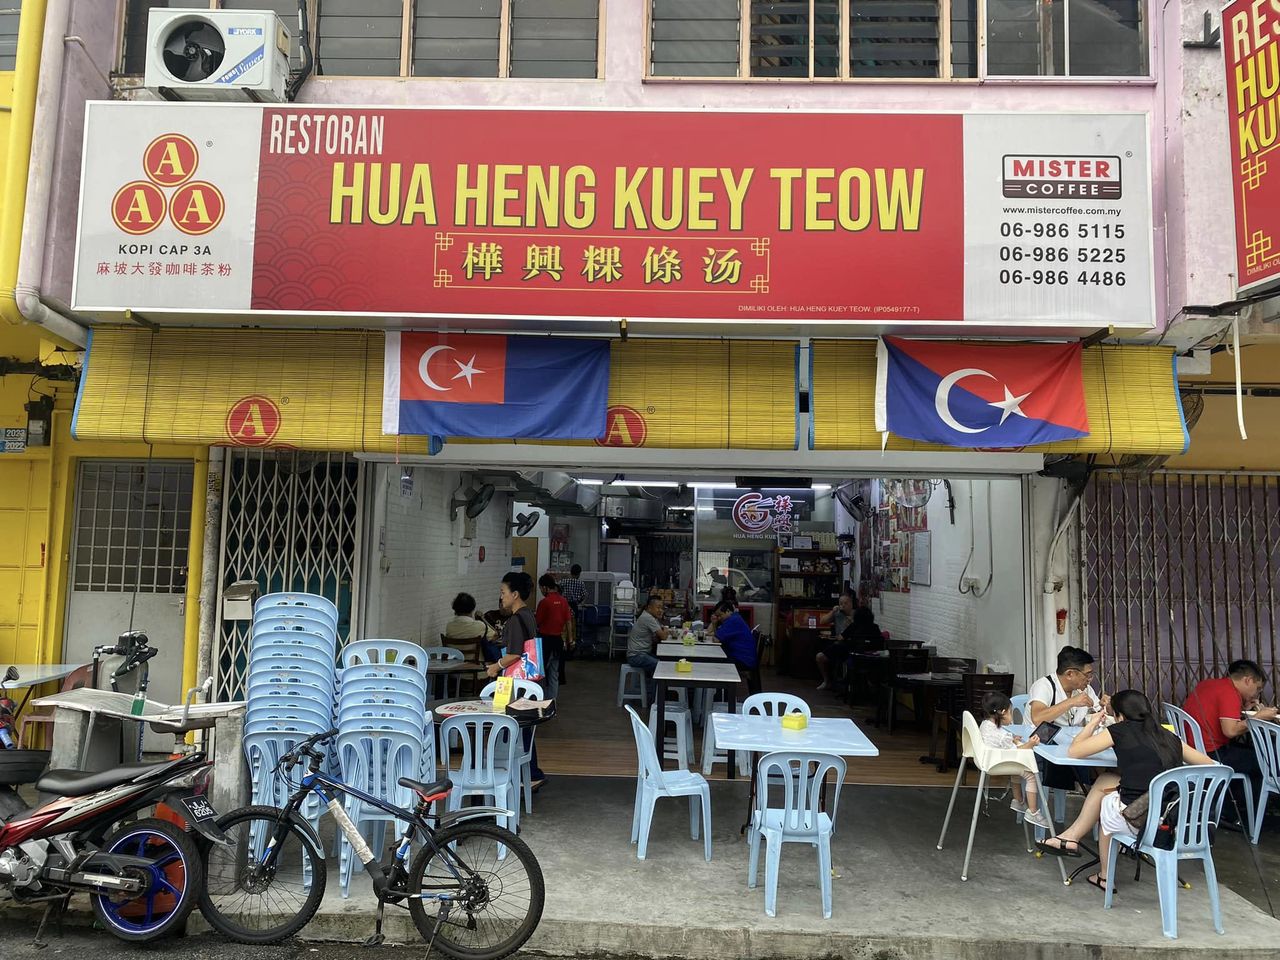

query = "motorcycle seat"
[36, 761, 169, 797]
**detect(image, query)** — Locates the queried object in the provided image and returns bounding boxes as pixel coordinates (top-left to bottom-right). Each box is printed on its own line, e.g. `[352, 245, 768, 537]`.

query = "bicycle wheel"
[407, 821, 544, 960]
[90, 817, 202, 943]
[198, 805, 327, 944]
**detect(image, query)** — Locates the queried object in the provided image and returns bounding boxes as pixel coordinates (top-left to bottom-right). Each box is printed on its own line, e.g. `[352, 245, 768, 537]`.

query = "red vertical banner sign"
[1223, 0, 1280, 293]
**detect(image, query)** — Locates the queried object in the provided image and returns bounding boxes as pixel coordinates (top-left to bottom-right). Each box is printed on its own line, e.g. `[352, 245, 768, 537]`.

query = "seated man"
[1028, 645, 1104, 791]
[445, 592, 499, 662]
[626, 594, 669, 704]
[711, 599, 758, 675]
[815, 590, 856, 692]
[1184, 659, 1279, 824]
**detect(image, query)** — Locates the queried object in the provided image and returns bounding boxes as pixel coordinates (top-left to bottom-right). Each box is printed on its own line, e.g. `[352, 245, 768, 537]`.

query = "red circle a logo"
[112, 181, 167, 235]
[143, 134, 199, 187]
[226, 396, 282, 446]
[170, 181, 225, 235]
[595, 405, 647, 447]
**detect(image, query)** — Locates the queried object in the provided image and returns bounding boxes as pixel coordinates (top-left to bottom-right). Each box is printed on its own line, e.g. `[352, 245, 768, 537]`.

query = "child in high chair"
[979, 691, 1052, 829]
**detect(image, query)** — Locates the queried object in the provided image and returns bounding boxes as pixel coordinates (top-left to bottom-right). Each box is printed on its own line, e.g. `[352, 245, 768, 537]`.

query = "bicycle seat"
[399, 776, 453, 801]
[37, 761, 168, 797]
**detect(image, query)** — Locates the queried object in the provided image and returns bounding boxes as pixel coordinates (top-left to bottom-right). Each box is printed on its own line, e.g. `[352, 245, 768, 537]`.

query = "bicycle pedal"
[363, 934, 386, 948]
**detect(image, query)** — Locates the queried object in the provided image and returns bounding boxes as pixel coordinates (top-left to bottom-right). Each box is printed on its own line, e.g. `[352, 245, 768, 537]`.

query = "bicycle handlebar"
[275, 728, 340, 774]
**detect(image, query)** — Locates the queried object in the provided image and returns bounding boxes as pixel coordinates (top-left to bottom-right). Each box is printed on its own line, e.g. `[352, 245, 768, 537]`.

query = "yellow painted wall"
[1168, 342, 1280, 471]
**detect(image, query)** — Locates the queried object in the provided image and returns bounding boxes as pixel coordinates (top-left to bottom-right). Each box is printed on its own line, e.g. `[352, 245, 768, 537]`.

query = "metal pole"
[196, 447, 225, 688]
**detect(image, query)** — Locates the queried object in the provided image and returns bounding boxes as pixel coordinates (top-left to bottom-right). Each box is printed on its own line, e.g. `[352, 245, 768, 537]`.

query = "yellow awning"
[811, 341, 1188, 455]
[74, 330, 799, 452]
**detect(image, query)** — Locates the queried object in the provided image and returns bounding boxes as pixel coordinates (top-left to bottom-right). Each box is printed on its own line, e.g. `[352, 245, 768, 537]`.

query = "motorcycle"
[0, 653, 232, 943]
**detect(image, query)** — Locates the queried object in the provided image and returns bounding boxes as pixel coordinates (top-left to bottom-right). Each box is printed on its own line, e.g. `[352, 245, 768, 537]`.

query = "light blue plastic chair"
[1010, 693, 1066, 825]
[253, 608, 338, 632]
[480, 680, 544, 813]
[1162, 703, 1256, 837]
[1009, 694, 1030, 723]
[342, 640, 430, 678]
[1247, 718, 1280, 845]
[255, 592, 339, 629]
[742, 693, 811, 718]
[424, 646, 464, 699]
[440, 714, 521, 838]
[748, 751, 846, 919]
[1103, 764, 1232, 939]
[624, 705, 712, 862]
[251, 617, 337, 643]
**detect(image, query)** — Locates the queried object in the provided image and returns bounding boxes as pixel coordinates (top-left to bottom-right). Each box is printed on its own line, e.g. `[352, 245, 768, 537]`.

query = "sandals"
[1084, 874, 1115, 893]
[1035, 836, 1083, 858]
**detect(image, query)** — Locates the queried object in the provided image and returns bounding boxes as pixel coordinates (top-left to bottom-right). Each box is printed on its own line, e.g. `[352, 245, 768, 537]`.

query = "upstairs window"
[648, 0, 1147, 80]
[0, 0, 19, 71]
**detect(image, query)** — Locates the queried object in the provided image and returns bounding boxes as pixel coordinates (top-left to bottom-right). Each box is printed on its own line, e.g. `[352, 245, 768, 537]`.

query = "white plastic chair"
[742, 693, 811, 718]
[423, 646, 464, 699]
[624, 706, 711, 862]
[342, 639, 430, 678]
[336, 727, 425, 896]
[479, 679, 544, 813]
[618, 664, 648, 709]
[649, 702, 696, 769]
[1162, 703, 1256, 838]
[440, 714, 521, 840]
[936, 711, 1038, 880]
[701, 703, 750, 776]
[1247, 718, 1280, 845]
[748, 751, 846, 918]
[1104, 764, 1232, 939]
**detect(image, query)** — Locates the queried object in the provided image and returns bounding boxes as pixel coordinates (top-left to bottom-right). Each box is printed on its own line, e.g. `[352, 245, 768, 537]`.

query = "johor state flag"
[874, 337, 1088, 447]
[383, 333, 610, 440]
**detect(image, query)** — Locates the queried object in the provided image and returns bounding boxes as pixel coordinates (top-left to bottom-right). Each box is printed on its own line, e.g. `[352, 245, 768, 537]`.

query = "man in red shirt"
[1184, 659, 1278, 825]
[536, 574, 572, 700]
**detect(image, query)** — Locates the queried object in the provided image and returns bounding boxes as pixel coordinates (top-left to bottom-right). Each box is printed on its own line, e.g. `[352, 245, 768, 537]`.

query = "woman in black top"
[1036, 689, 1213, 893]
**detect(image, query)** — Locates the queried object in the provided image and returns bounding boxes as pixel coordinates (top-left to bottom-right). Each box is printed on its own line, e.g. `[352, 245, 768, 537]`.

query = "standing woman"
[1036, 689, 1214, 893]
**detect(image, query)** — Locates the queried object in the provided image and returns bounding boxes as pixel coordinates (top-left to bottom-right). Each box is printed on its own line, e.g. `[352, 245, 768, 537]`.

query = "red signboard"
[1224, 0, 1280, 293]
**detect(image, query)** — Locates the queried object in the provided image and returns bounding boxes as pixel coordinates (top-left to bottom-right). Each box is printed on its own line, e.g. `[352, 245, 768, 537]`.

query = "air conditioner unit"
[144, 9, 289, 102]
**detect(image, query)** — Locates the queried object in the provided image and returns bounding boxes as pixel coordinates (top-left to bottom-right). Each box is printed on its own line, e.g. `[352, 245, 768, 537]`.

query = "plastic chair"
[255, 592, 339, 627]
[748, 751, 846, 918]
[1104, 764, 1232, 939]
[424, 646, 464, 700]
[341, 640, 430, 678]
[479, 679, 545, 700]
[702, 702, 750, 776]
[1162, 703, 1256, 838]
[439, 714, 521, 838]
[936, 711, 1038, 881]
[1247, 718, 1280, 845]
[336, 728, 424, 896]
[649, 703, 696, 768]
[624, 706, 711, 862]
[17, 664, 92, 748]
[479, 679, 544, 812]
[618, 664, 648, 709]
[743, 693, 811, 719]
[1009, 694, 1031, 723]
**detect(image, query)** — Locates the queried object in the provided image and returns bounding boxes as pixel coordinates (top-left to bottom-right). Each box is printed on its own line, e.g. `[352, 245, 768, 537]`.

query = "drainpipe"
[1042, 486, 1083, 664]
[196, 447, 225, 687]
[11, 0, 87, 348]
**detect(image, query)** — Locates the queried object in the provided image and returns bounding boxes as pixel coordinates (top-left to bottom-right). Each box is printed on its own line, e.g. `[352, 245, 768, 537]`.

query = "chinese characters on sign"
[450, 241, 747, 289]
[731, 492, 794, 539]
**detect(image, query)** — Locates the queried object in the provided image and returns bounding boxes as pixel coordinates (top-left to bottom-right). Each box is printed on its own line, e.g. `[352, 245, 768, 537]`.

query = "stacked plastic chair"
[336, 639, 432, 896]
[243, 593, 340, 883]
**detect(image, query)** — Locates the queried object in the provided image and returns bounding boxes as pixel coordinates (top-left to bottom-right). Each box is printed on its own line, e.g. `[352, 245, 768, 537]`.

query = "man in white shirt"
[1028, 646, 1103, 728]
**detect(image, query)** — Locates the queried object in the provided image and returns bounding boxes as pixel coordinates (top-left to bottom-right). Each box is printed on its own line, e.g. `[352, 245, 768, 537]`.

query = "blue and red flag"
[383, 333, 610, 440]
[874, 336, 1088, 447]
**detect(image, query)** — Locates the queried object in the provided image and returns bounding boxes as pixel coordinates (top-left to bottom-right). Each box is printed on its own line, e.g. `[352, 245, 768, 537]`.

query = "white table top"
[712, 714, 880, 757]
[1010, 723, 1117, 768]
[655, 642, 727, 661]
[0, 663, 88, 689]
[33, 688, 246, 725]
[654, 661, 742, 684]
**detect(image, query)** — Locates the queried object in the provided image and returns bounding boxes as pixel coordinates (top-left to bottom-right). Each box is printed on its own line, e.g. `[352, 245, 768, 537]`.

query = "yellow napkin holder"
[675, 659, 693, 673]
[492, 676, 514, 713]
[781, 713, 808, 731]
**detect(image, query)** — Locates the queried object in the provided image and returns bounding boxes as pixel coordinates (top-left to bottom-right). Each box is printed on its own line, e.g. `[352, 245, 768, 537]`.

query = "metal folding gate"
[213, 450, 363, 701]
[1081, 471, 1280, 706]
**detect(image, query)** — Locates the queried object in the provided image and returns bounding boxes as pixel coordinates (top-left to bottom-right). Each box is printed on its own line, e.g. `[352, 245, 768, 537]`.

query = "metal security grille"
[214, 450, 363, 700]
[1081, 472, 1280, 706]
[72, 461, 194, 594]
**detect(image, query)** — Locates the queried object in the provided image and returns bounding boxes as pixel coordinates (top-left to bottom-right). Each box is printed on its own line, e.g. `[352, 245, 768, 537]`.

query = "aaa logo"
[225, 395, 282, 446]
[595, 405, 647, 447]
[111, 133, 225, 237]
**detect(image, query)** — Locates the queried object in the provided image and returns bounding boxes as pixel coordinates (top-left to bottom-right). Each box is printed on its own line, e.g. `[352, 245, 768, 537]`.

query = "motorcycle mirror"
[2, 667, 17, 683]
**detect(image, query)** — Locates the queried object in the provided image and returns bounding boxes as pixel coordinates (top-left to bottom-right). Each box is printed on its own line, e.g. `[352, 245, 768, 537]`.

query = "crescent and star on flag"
[934, 368, 1031, 435]
[418, 344, 486, 392]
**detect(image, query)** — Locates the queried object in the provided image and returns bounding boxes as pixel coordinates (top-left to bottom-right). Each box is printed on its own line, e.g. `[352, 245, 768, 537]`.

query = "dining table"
[653, 660, 742, 774]
[425, 659, 489, 699]
[655, 642, 728, 661]
[0, 662, 89, 717]
[711, 713, 880, 832]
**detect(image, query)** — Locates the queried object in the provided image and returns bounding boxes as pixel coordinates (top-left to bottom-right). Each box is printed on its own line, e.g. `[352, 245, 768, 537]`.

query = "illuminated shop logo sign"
[1001, 155, 1121, 200]
[731, 492, 794, 538]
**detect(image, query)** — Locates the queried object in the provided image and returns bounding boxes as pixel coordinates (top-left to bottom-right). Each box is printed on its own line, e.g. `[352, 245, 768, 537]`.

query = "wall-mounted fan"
[834, 483, 869, 522]
[451, 480, 496, 521]
[885, 479, 933, 509]
[508, 510, 541, 537]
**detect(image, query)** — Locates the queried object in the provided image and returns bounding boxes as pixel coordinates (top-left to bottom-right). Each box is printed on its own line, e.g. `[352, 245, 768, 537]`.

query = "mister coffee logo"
[111, 133, 226, 236]
[1001, 155, 1122, 200]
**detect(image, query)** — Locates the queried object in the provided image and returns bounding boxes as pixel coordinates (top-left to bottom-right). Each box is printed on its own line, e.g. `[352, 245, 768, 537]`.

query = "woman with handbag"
[1036, 690, 1214, 893]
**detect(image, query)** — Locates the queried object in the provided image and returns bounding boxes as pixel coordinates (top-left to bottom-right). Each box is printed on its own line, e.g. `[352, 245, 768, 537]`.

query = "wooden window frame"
[643, 0, 1152, 83]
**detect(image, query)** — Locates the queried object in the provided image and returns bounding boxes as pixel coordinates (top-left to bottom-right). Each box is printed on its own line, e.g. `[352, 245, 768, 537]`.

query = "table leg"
[724, 682, 737, 781]
[1030, 762, 1069, 884]
[740, 752, 758, 836]
[655, 680, 668, 771]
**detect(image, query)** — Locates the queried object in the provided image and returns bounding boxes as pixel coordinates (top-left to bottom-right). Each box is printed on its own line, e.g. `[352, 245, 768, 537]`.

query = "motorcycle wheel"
[90, 816, 202, 943]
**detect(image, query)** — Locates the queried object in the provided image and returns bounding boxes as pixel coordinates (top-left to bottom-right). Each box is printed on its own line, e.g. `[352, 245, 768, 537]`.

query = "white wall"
[867, 478, 1030, 687]
[363, 465, 513, 645]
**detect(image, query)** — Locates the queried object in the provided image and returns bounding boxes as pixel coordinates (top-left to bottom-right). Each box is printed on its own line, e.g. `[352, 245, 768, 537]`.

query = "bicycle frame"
[263, 767, 510, 903]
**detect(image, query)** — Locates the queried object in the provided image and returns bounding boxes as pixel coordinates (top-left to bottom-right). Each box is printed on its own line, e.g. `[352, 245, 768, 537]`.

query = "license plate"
[181, 795, 218, 822]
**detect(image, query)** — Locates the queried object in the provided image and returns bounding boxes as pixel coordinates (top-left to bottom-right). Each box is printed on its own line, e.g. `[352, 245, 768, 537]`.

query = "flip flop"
[1035, 836, 1083, 858]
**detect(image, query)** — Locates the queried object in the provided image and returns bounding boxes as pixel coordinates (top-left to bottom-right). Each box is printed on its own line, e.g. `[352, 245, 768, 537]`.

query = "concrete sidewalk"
[303, 777, 1280, 960]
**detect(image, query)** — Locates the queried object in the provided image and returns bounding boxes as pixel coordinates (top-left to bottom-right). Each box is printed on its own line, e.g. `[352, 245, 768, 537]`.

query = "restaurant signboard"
[74, 103, 1155, 329]
[1223, 0, 1280, 294]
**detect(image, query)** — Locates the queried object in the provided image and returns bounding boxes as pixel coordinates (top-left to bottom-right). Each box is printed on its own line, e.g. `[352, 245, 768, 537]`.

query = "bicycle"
[198, 728, 544, 960]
